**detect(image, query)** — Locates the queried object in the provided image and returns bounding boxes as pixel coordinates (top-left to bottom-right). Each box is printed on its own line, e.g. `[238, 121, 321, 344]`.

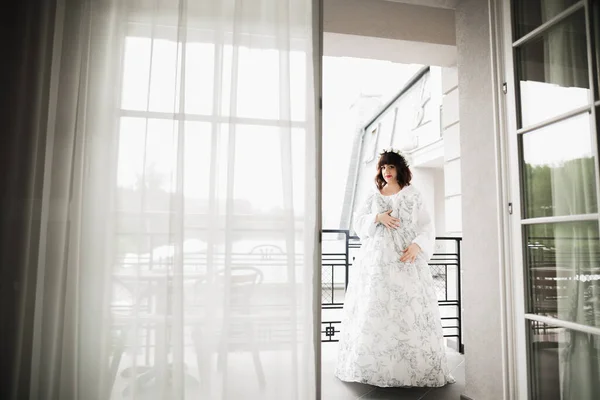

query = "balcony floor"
[321, 342, 465, 400]
[110, 341, 463, 399]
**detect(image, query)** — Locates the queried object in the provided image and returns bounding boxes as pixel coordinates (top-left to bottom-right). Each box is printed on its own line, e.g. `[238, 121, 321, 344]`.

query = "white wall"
[434, 169, 446, 236]
[456, 0, 507, 398]
[411, 167, 447, 240]
[411, 168, 436, 227]
[442, 66, 463, 236]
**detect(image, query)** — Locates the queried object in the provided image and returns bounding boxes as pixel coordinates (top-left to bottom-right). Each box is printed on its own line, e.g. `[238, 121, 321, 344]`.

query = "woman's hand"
[376, 210, 400, 229]
[400, 243, 421, 263]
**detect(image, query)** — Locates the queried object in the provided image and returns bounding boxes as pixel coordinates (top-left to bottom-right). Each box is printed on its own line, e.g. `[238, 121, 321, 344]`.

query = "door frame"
[496, 0, 531, 397]
[489, 0, 531, 398]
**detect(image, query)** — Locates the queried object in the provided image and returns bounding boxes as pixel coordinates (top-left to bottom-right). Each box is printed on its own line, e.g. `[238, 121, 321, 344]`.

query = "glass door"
[506, 0, 600, 399]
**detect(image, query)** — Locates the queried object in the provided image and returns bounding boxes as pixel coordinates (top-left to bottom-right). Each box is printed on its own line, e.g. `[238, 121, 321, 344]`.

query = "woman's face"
[380, 164, 397, 184]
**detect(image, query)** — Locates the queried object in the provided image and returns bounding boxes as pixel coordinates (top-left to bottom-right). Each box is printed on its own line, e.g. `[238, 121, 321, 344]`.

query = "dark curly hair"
[375, 151, 412, 190]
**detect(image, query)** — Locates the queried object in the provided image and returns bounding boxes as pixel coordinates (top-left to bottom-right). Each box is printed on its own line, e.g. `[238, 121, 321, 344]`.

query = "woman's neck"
[381, 182, 402, 194]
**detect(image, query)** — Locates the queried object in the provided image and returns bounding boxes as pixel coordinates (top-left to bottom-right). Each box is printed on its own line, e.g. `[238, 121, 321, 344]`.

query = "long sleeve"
[352, 192, 378, 240]
[412, 192, 435, 261]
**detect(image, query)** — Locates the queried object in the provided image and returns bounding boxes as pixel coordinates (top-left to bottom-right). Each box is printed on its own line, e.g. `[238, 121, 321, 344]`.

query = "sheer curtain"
[6, 0, 319, 399]
[549, 153, 600, 399]
[534, 1, 600, 398]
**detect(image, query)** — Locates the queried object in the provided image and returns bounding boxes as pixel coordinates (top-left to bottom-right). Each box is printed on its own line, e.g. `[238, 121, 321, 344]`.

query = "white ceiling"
[384, 0, 459, 9]
[324, 0, 456, 46]
[323, 0, 457, 66]
[324, 33, 457, 67]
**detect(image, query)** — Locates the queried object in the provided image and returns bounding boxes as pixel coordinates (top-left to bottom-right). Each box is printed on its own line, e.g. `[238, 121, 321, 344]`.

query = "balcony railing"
[320, 229, 463, 354]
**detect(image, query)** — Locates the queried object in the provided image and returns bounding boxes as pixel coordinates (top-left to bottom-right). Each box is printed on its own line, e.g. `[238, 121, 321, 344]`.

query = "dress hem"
[334, 373, 455, 388]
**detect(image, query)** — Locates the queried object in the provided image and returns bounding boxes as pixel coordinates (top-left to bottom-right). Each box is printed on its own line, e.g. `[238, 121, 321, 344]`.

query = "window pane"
[220, 45, 306, 121]
[522, 113, 597, 218]
[234, 125, 283, 213]
[290, 51, 307, 122]
[184, 43, 214, 115]
[117, 117, 147, 191]
[121, 37, 151, 111]
[142, 119, 179, 195]
[183, 121, 212, 202]
[221, 46, 280, 119]
[148, 39, 182, 113]
[516, 10, 590, 128]
[512, 0, 580, 39]
[121, 36, 183, 113]
[116, 118, 180, 262]
[116, 117, 179, 205]
[528, 320, 600, 400]
[526, 221, 600, 327]
[232, 125, 305, 215]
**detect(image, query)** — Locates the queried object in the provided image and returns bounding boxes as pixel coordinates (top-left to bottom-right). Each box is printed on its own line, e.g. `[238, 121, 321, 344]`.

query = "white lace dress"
[335, 185, 455, 387]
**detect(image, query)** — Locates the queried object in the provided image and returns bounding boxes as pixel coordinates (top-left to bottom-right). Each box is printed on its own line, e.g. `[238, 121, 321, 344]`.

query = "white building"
[324, 1, 600, 399]
[341, 66, 461, 239]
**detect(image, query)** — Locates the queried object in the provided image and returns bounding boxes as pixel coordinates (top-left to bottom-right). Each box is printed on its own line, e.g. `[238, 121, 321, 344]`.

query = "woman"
[335, 149, 455, 387]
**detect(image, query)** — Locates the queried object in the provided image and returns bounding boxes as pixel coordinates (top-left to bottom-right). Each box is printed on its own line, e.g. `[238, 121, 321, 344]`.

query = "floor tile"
[445, 351, 464, 371]
[321, 378, 377, 400]
[421, 363, 465, 400]
[321, 343, 375, 399]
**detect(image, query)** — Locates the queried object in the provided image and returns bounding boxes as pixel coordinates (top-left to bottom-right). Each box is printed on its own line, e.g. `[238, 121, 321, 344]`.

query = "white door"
[503, 0, 600, 399]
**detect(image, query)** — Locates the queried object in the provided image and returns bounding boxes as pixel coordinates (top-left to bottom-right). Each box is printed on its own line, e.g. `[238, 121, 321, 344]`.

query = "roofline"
[362, 65, 431, 131]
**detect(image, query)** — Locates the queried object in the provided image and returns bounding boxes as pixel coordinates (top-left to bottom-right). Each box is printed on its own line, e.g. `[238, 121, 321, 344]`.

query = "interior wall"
[456, 0, 507, 398]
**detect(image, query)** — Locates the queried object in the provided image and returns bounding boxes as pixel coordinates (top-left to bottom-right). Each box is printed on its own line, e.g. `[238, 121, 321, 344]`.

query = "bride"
[335, 149, 455, 387]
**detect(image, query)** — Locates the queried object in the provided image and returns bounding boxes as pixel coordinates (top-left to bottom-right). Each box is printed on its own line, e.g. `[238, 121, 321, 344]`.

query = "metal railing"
[321, 229, 463, 353]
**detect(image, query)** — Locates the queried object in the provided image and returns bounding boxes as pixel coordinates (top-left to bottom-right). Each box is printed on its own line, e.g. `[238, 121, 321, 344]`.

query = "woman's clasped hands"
[376, 210, 400, 229]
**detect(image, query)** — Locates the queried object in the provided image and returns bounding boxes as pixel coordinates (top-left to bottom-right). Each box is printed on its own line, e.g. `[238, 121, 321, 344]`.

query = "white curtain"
[542, 1, 588, 90]
[7, 0, 319, 398]
[531, 2, 600, 399]
[547, 147, 600, 400]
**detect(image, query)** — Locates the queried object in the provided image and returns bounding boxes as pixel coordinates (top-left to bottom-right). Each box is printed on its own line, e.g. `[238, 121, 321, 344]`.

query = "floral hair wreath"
[379, 147, 403, 157]
[379, 147, 410, 168]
